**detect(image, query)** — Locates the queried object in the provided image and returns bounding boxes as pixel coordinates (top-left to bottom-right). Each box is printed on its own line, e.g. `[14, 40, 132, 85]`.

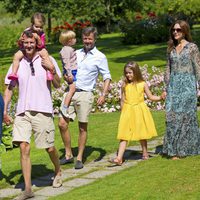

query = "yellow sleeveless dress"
[117, 81, 157, 141]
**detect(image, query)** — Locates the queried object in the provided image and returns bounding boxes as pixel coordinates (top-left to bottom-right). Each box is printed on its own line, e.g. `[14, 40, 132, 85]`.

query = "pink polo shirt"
[5, 55, 61, 115]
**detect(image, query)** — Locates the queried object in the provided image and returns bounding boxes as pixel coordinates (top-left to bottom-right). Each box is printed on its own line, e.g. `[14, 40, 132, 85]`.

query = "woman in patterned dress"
[162, 20, 200, 159]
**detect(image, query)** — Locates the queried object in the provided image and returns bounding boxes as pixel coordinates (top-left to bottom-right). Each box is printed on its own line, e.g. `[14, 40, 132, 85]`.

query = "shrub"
[0, 26, 23, 48]
[51, 21, 92, 43]
[119, 12, 170, 45]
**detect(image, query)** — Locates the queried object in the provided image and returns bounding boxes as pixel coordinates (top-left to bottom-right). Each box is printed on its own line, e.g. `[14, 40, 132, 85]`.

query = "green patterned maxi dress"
[162, 42, 200, 157]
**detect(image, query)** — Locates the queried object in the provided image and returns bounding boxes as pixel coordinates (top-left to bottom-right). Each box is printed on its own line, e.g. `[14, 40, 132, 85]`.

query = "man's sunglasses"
[172, 28, 182, 33]
[30, 62, 35, 76]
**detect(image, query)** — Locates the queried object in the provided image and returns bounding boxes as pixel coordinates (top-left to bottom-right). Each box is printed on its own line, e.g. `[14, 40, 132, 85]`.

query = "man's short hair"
[22, 30, 38, 46]
[22, 30, 34, 39]
[82, 27, 98, 40]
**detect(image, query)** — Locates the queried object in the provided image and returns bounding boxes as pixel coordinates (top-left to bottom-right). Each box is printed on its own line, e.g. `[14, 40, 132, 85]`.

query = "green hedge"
[119, 14, 171, 45]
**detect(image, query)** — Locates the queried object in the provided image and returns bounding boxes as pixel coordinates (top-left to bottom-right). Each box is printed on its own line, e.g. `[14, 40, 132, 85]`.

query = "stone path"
[0, 137, 163, 200]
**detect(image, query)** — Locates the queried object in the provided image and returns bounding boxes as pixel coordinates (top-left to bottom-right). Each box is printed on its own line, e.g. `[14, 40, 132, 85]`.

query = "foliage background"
[0, 1, 200, 199]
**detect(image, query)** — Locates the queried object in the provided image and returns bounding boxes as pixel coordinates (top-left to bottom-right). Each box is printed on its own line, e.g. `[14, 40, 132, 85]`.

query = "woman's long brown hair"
[167, 20, 193, 53]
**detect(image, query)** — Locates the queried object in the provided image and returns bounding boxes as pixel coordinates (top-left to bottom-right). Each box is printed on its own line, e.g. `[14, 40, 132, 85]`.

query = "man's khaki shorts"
[12, 111, 55, 149]
[60, 91, 94, 123]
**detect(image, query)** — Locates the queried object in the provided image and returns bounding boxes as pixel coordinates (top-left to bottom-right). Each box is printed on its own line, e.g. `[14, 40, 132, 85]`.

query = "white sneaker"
[61, 105, 69, 118]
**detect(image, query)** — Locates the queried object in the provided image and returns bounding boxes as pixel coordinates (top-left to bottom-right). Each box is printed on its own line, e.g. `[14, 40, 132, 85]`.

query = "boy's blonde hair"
[59, 30, 76, 45]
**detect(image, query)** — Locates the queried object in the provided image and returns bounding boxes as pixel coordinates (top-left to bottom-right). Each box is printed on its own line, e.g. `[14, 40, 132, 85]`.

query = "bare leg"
[46, 146, 62, 187]
[140, 140, 149, 159]
[39, 49, 52, 65]
[64, 83, 76, 108]
[46, 146, 61, 175]
[58, 117, 73, 159]
[20, 142, 32, 193]
[116, 140, 127, 162]
[8, 50, 24, 80]
[108, 140, 127, 165]
[39, 49, 54, 80]
[12, 50, 24, 75]
[77, 122, 88, 161]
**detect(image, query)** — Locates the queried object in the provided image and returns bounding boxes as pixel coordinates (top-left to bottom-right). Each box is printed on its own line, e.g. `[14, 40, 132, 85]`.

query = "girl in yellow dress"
[109, 61, 164, 165]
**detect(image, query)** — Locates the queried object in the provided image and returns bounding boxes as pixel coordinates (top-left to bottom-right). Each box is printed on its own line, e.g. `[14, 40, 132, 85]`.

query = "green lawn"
[1, 111, 200, 200]
[1, 25, 199, 91]
[0, 111, 165, 189]
[51, 156, 200, 200]
[1, 19, 200, 199]
[0, 32, 168, 93]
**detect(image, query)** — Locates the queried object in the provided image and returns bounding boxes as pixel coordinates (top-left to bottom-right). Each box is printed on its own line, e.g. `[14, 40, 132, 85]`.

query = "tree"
[142, 0, 200, 24]
[0, 0, 145, 35]
[0, 0, 70, 40]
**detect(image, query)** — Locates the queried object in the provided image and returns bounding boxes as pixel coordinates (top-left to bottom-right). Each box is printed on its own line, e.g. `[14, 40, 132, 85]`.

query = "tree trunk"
[47, 12, 51, 42]
[105, 0, 111, 33]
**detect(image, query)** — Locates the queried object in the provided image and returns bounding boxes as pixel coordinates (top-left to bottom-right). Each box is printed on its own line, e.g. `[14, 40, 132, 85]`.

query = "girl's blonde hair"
[31, 12, 45, 26]
[122, 61, 144, 91]
[124, 61, 143, 82]
[59, 30, 76, 45]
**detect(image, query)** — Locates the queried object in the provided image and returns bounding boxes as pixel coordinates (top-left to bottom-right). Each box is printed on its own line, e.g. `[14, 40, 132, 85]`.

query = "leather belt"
[75, 88, 86, 92]
[66, 88, 86, 92]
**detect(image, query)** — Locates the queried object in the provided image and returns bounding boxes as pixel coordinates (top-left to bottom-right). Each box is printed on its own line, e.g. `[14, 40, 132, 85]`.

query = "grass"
[1, 25, 200, 90]
[0, 32, 168, 93]
[0, 13, 200, 198]
[96, 33, 167, 80]
[1, 24, 200, 93]
[50, 156, 200, 200]
[1, 112, 200, 200]
[47, 112, 200, 200]
[0, 111, 165, 189]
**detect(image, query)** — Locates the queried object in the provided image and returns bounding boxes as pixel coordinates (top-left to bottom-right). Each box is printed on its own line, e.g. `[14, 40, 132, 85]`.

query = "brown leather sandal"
[108, 158, 123, 166]
[142, 155, 149, 160]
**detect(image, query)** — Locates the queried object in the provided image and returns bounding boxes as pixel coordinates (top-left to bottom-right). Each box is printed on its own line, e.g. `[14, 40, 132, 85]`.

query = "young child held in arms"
[8, 12, 54, 81]
[59, 30, 77, 117]
[109, 61, 164, 165]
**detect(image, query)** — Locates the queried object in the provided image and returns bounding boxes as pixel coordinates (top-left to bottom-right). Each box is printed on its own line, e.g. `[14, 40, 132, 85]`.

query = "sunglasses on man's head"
[172, 28, 182, 33]
[30, 62, 35, 76]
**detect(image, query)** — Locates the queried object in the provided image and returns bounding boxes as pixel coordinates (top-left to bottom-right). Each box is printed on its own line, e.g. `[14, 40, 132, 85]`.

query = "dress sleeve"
[164, 53, 171, 91]
[191, 43, 200, 82]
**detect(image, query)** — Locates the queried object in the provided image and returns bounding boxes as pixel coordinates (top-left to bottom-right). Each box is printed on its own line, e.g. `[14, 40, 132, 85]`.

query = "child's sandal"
[142, 155, 149, 160]
[108, 158, 123, 166]
[8, 73, 18, 81]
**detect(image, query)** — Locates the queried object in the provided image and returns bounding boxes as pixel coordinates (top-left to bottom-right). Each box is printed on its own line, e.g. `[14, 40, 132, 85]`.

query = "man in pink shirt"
[3, 30, 62, 200]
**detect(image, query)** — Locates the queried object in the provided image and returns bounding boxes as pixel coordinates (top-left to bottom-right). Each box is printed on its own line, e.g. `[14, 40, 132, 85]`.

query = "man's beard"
[84, 44, 94, 52]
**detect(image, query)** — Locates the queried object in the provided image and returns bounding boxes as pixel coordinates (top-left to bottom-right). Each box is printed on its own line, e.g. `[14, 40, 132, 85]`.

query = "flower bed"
[52, 64, 166, 114]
